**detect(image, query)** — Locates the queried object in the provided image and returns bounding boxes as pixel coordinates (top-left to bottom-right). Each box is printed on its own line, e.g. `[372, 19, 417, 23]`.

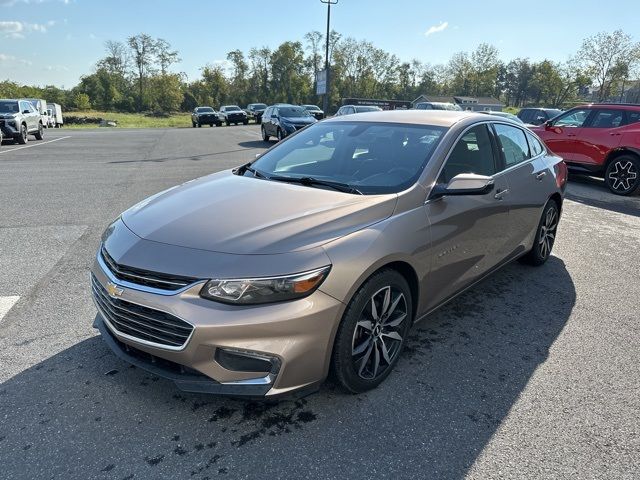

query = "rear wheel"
[17, 124, 28, 144]
[34, 123, 44, 140]
[243, 119, 249, 125]
[520, 200, 559, 266]
[332, 270, 413, 393]
[192, 121, 196, 128]
[605, 155, 640, 195]
[226, 120, 230, 126]
[277, 128, 284, 141]
[261, 126, 269, 142]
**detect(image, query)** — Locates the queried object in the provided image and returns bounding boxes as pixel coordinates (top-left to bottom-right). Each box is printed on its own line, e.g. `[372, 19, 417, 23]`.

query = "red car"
[531, 104, 640, 195]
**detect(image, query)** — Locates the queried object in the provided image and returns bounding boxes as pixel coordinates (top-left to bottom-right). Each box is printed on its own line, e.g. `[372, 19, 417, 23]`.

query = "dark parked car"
[413, 101, 462, 111]
[245, 103, 267, 124]
[219, 105, 248, 126]
[0, 98, 44, 144]
[478, 110, 525, 124]
[191, 106, 222, 128]
[301, 104, 325, 120]
[335, 105, 383, 116]
[261, 104, 317, 141]
[531, 103, 640, 195]
[517, 108, 563, 126]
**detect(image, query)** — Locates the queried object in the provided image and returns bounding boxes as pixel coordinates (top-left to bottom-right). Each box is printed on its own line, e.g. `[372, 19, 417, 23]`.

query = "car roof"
[583, 103, 640, 110]
[324, 109, 483, 127]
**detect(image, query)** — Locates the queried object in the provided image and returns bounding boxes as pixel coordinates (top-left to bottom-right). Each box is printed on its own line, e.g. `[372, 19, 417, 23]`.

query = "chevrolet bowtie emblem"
[106, 281, 124, 298]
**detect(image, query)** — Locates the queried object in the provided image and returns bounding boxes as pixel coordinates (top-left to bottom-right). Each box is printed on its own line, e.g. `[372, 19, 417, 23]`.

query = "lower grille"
[100, 246, 197, 291]
[91, 274, 193, 349]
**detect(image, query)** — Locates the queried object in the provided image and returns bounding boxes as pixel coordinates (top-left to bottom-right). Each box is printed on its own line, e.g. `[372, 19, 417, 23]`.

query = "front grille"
[91, 274, 194, 348]
[100, 246, 196, 291]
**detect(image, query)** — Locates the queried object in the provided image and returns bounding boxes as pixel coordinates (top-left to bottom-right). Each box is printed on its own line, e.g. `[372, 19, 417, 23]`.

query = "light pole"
[320, 0, 337, 114]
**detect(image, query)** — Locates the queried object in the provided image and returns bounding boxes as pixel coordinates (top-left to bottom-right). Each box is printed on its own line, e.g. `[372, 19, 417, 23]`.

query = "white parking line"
[0, 136, 71, 155]
[0, 296, 20, 322]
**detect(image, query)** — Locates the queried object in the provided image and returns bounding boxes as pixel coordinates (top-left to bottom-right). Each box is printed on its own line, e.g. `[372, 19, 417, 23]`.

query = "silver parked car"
[92, 110, 567, 396]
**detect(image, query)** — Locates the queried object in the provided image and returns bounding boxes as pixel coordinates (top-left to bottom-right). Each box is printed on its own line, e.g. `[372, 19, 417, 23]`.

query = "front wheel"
[605, 155, 640, 196]
[34, 123, 44, 140]
[243, 120, 249, 125]
[520, 200, 559, 266]
[261, 126, 269, 142]
[277, 128, 284, 142]
[331, 270, 413, 393]
[225, 121, 230, 126]
[17, 124, 28, 144]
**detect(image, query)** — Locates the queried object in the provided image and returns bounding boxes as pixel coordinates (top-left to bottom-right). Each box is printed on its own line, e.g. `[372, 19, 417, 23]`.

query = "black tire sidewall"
[522, 200, 559, 266]
[605, 155, 640, 196]
[332, 270, 413, 393]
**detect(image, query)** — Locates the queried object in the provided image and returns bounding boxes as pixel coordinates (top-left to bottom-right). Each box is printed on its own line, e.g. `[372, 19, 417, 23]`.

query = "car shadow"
[0, 257, 575, 479]
[237, 140, 272, 149]
[566, 173, 640, 218]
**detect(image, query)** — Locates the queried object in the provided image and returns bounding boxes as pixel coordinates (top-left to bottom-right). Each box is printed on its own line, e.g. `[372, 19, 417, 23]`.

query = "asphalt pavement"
[0, 126, 638, 479]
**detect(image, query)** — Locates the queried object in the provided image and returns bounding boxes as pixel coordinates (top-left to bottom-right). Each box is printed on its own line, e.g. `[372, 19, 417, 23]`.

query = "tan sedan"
[91, 110, 567, 396]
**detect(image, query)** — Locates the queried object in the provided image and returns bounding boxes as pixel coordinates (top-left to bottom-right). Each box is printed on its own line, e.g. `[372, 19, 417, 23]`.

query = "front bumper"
[225, 114, 247, 123]
[0, 120, 19, 137]
[91, 251, 344, 397]
[197, 115, 219, 123]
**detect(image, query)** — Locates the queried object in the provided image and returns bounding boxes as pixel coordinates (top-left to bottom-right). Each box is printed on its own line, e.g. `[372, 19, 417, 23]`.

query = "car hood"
[0, 113, 17, 119]
[225, 110, 245, 115]
[282, 116, 316, 124]
[121, 171, 397, 255]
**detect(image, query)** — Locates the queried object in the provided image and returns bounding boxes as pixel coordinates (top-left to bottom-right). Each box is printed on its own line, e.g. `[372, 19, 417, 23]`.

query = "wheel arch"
[604, 147, 640, 169]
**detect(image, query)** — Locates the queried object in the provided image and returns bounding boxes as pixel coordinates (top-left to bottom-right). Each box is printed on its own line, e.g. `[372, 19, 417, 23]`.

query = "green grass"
[65, 111, 192, 129]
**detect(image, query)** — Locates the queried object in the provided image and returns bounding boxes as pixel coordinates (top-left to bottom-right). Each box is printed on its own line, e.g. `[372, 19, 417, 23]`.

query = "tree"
[127, 33, 158, 110]
[226, 49, 249, 104]
[155, 38, 180, 76]
[72, 92, 91, 110]
[578, 30, 640, 101]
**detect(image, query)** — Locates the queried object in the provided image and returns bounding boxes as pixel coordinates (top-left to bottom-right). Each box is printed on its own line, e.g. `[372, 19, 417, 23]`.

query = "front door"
[539, 108, 591, 161]
[423, 123, 510, 311]
[572, 108, 626, 167]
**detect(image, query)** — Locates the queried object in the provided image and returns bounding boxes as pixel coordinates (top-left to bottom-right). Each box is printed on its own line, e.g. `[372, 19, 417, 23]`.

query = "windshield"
[354, 106, 382, 113]
[304, 105, 320, 111]
[251, 104, 267, 109]
[279, 107, 310, 118]
[196, 107, 214, 113]
[225, 106, 241, 111]
[249, 121, 446, 194]
[0, 101, 19, 114]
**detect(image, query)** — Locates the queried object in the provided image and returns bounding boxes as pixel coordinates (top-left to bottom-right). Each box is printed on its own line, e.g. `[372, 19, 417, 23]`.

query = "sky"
[1, 0, 639, 88]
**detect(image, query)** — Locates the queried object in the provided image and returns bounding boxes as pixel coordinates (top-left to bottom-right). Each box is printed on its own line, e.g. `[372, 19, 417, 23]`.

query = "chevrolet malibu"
[92, 111, 567, 396]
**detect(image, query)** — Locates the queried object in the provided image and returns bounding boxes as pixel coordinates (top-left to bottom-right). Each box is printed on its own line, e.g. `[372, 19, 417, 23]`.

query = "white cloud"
[0, 20, 51, 38]
[424, 21, 448, 37]
[0, 53, 32, 66]
[0, 53, 16, 61]
[44, 64, 68, 71]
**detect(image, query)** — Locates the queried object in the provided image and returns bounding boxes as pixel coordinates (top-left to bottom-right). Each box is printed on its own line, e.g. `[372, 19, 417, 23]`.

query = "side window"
[439, 124, 497, 183]
[263, 107, 271, 118]
[494, 123, 530, 167]
[526, 132, 545, 157]
[626, 111, 640, 125]
[587, 109, 625, 128]
[553, 109, 590, 127]
[518, 109, 531, 123]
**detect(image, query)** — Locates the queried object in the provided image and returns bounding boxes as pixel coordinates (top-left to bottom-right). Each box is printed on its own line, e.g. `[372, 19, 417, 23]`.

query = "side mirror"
[255, 153, 261, 159]
[544, 120, 553, 128]
[430, 174, 494, 200]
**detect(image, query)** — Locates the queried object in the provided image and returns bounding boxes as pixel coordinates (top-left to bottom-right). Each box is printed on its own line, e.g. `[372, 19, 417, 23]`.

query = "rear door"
[492, 123, 553, 253]
[539, 107, 591, 161]
[423, 123, 510, 310]
[571, 108, 626, 167]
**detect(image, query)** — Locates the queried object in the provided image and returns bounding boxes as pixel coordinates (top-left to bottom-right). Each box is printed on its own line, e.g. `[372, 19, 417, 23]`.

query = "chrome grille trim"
[100, 246, 198, 291]
[91, 274, 194, 350]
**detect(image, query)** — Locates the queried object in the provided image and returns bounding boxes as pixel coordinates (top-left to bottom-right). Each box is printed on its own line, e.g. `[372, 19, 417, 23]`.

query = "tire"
[604, 155, 640, 196]
[277, 128, 284, 142]
[243, 120, 249, 125]
[197, 123, 201, 128]
[226, 121, 230, 126]
[216, 122, 222, 127]
[520, 199, 560, 266]
[34, 123, 44, 140]
[261, 126, 269, 142]
[331, 269, 413, 393]
[192, 121, 196, 128]
[209, 123, 214, 127]
[17, 124, 28, 144]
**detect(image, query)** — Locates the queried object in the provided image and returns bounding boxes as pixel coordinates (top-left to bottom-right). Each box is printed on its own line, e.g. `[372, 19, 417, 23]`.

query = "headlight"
[200, 266, 331, 305]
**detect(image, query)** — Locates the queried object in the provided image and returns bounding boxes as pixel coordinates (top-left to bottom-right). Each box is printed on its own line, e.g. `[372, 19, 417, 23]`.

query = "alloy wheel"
[607, 160, 638, 193]
[351, 286, 407, 380]
[538, 205, 558, 259]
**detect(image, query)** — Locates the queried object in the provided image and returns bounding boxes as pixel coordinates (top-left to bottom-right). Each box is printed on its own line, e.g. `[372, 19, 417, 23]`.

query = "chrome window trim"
[97, 250, 204, 296]
[91, 273, 196, 352]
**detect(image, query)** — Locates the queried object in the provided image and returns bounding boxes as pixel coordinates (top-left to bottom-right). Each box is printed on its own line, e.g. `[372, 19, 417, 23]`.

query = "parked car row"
[191, 102, 326, 128]
[0, 98, 47, 145]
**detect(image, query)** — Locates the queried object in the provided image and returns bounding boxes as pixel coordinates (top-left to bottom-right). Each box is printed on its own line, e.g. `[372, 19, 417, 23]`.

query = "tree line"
[1, 29, 638, 113]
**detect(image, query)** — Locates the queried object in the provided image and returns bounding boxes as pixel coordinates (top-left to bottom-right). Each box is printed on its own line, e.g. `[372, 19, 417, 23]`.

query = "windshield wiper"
[268, 175, 363, 195]
[235, 162, 268, 179]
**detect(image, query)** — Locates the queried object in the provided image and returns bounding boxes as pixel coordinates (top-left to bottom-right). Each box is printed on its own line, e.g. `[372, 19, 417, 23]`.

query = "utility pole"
[320, 0, 338, 114]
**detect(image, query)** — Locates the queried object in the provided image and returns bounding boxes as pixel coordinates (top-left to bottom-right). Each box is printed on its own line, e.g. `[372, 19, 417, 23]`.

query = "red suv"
[531, 104, 640, 195]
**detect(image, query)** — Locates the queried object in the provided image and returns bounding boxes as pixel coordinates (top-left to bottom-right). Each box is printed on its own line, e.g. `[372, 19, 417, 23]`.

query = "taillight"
[554, 160, 568, 189]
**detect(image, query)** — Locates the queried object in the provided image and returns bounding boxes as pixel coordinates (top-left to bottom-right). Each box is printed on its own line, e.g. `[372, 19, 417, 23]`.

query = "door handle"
[535, 171, 547, 180]
[567, 133, 576, 137]
[609, 132, 621, 136]
[494, 188, 509, 200]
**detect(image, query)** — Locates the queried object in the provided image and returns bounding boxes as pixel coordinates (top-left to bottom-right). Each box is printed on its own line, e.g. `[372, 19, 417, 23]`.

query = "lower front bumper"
[94, 315, 273, 396]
